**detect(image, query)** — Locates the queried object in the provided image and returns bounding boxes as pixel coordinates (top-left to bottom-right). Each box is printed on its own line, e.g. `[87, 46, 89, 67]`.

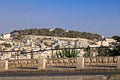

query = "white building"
[105, 38, 116, 43]
[0, 33, 11, 39]
[97, 41, 109, 47]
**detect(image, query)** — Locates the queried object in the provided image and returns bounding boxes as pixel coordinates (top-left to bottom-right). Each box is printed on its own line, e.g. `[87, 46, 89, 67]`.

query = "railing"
[0, 47, 112, 60]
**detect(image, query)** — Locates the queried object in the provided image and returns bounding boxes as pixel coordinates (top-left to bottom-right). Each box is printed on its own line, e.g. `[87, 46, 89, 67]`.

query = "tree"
[10, 28, 101, 40]
[83, 52, 90, 58]
[97, 46, 120, 57]
[1, 43, 11, 48]
[109, 46, 120, 56]
[57, 48, 78, 58]
[97, 47, 110, 57]
[112, 35, 120, 42]
[44, 42, 49, 47]
[55, 45, 60, 49]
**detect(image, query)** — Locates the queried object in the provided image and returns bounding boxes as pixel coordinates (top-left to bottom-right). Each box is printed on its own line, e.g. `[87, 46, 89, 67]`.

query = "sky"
[0, 0, 120, 37]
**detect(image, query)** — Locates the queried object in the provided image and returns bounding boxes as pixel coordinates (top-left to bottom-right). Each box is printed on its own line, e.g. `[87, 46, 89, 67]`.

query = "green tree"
[83, 52, 90, 58]
[57, 48, 78, 58]
[11, 28, 102, 40]
[1, 43, 11, 48]
[109, 46, 120, 56]
[44, 42, 49, 47]
[112, 35, 120, 42]
[97, 47, 110, 57]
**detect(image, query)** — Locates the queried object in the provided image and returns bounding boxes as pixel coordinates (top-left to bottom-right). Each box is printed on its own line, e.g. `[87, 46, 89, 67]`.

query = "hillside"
[10, 28, 101, 40]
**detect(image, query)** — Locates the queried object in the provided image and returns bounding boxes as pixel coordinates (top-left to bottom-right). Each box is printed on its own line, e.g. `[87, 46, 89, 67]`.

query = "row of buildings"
[0, 33, 116, 60]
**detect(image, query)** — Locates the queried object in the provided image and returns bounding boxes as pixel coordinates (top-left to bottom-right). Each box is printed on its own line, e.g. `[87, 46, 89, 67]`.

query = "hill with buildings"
[10, 28, 101, 40]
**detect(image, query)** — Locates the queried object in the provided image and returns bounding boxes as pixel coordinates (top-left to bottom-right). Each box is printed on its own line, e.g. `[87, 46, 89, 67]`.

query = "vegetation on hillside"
[112, 35, 120, 42]
[97, 46, 120, 57]
[1, 43, 11, 48]
[10, 28, 101, 40]
[97, 35, 120, 56]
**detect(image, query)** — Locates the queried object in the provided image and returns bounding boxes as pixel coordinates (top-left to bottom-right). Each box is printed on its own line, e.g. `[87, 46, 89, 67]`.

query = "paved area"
[0, 75, 120, 80]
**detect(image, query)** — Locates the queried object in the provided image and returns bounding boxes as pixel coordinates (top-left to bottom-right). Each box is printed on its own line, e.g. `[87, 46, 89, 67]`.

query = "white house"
[0, 33, 11, 39]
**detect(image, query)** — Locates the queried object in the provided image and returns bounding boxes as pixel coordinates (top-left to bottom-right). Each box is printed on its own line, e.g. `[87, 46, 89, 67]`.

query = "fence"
[38, 56, 119, 69]
[46, 58, 77, 67]
[84, 57, 117, 68]
[1, 56, 120, 71]
[0, 47, 85, 60]
[8, 59, 38, 69]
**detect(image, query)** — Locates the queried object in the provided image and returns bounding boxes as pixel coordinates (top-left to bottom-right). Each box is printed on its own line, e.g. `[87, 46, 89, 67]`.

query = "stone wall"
[46, 58, 77, 67]
[0, 60, 8, 71]
[85, 57, 117, 68]
[7, 56, 119, 70]
[46, 57, 118, 68]
[8, 59, 38, 69]
[8, 58, 78, 69]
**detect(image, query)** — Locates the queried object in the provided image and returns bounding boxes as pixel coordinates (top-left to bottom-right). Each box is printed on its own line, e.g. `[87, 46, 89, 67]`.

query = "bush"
[56, 48, 78, 58]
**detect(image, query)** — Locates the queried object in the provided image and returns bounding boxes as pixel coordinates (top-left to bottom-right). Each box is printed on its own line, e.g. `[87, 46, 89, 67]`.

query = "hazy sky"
[0, 0, 120, 37]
